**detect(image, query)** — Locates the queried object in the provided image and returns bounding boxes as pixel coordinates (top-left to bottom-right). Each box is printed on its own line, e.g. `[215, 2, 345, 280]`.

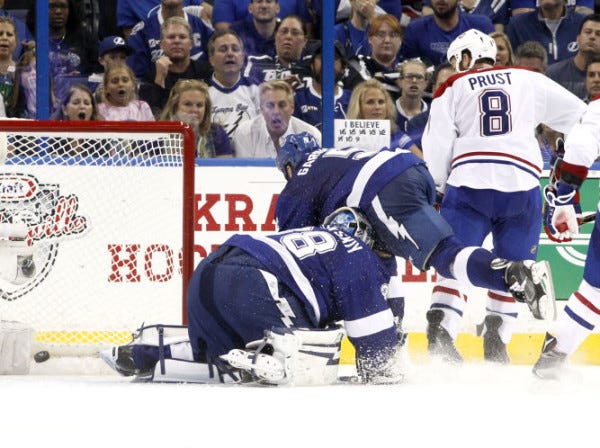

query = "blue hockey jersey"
[223, 227, 395, 327]
[275, 147, 424, 231]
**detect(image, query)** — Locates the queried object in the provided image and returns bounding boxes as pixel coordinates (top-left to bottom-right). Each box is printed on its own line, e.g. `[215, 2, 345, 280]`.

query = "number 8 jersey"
[422, 66, 587, 195]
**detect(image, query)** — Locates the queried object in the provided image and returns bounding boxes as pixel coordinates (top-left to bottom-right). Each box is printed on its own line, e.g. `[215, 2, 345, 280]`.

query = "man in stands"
[545, 14, 600, 101]
[138, 17, 212, 117]
[292, 41, 350, 131]
[244, 14, 310, 84]
[207, 29, 260, 141]
[116, 0, 209, 39]
[233, 79, 320, 157]
[127, 0, 213, 80]
[401, 0, 494, 66]
[584, 56, 600, 101]
[231, 0, 279, 58]
[506, 0, 588, 66]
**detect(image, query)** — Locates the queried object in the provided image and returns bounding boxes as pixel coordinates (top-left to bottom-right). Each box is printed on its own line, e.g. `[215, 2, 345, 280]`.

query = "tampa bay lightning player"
[101, 207, 407, 385]
[275, 133, 555, 325]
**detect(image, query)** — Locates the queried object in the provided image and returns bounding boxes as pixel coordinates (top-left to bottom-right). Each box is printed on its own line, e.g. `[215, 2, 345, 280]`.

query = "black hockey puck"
[34, 351, 50, 363]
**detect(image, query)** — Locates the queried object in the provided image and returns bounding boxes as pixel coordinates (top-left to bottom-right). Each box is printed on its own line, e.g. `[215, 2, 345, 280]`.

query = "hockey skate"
[532, 333, 567, 380]
[499, 259, 556, 320]
[426, 309, 463, 363]
[481, 315, 509, 364]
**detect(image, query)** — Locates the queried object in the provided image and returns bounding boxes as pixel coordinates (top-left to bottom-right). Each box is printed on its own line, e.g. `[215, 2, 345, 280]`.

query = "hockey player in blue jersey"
[101, 207, 407, 385]
[275, 132, 555, 332]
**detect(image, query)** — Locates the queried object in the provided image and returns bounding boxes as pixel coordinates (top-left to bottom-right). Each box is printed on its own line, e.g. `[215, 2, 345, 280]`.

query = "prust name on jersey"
[468, 72, 513, 91]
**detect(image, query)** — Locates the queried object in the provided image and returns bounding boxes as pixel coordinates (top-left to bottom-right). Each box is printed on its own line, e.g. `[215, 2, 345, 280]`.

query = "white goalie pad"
[0, 320, 34, 374]
[220, 326, 345, 386]
[150, 359, 241, 384]
[132, 323, 191, 347]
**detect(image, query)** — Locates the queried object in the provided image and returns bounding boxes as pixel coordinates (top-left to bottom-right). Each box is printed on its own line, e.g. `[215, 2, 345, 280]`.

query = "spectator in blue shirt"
[510, 0, 594, 17]
[335, 0, 377, 58]
[422, 0, 509, 32]
[212, 0, 309, 32]
[506, 0, 587, 65]
[116, 0, 207, 39]
[545, 13, 600, 100]
[401, 0, 494, 66]
[293, 41, 351, 131]
[126, 0, 214, 80]
[231, 0, 279, 58]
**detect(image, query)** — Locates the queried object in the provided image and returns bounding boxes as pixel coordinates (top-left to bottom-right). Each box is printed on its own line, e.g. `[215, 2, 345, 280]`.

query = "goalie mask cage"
[0, 120, 195, 356]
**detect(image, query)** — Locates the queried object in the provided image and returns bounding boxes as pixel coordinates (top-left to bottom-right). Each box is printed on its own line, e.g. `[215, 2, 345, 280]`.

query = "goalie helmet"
[446, 29, 497, 73]
[323, 207, 375, 249]
[276, 132, 321, 180]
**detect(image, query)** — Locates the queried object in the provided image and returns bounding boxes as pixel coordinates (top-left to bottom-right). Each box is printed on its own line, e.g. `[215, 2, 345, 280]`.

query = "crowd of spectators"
[1, 0, 599, 158]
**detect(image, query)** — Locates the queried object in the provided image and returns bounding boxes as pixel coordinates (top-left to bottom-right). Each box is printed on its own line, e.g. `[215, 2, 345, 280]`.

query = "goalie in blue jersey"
[101, 207, 407, 385]
[274, 132, 556, 347]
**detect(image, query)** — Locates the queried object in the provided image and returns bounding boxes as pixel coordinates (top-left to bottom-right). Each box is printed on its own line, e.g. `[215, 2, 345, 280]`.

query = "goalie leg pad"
[0, 320, 34, 374]
[149, 358, 241, 384]
[220, 326, 345, 386]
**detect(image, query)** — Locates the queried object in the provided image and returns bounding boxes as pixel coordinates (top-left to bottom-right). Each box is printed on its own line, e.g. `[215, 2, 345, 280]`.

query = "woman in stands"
[7, 48, 36, 118]
[347, 78, 423, 157]
[51, 83, 110, 158]
[51, 83, 102, 121]
[97, 63, 154, 122]
[0, 16, 17, 112]
[160, 79, 232, 158]
[491, 31, 514, 66]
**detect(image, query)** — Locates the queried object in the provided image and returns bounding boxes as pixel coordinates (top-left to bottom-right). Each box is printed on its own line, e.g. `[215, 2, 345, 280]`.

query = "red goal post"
[0, 120, 196, 355]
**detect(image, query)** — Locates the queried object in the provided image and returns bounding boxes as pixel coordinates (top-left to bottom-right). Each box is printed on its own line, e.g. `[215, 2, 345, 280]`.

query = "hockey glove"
[543, 183, 581, 243]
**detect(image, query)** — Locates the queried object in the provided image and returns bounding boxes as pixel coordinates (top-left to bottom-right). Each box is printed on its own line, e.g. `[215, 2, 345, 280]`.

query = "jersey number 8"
[479, 89, 512, 137]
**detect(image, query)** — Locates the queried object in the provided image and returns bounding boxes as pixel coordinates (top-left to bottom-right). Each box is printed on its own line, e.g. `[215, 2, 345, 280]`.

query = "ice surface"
[1, 357, 598, 448]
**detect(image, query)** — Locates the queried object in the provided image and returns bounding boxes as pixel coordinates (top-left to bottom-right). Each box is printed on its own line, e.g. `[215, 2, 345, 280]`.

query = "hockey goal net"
[0, 120, 196, 356]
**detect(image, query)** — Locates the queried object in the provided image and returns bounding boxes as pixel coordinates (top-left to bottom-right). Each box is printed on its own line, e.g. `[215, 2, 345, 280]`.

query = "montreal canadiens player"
[275, 132, 553, 330]
[533, 96, 600, 379]
[421, 29, 586, 363]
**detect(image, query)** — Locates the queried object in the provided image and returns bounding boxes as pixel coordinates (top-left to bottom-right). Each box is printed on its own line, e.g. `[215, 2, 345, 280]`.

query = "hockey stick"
[579, 212, 597, 225]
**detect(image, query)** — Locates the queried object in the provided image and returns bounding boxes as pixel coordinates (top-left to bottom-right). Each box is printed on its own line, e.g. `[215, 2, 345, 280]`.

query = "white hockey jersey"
[208, 77, 260, 139]
[423, 66, 587, 194]
[564, 96, 600, 212]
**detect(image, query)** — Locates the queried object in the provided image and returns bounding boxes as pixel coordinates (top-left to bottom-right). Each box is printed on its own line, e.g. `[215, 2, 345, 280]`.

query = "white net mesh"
[0, 121, 194, 355]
